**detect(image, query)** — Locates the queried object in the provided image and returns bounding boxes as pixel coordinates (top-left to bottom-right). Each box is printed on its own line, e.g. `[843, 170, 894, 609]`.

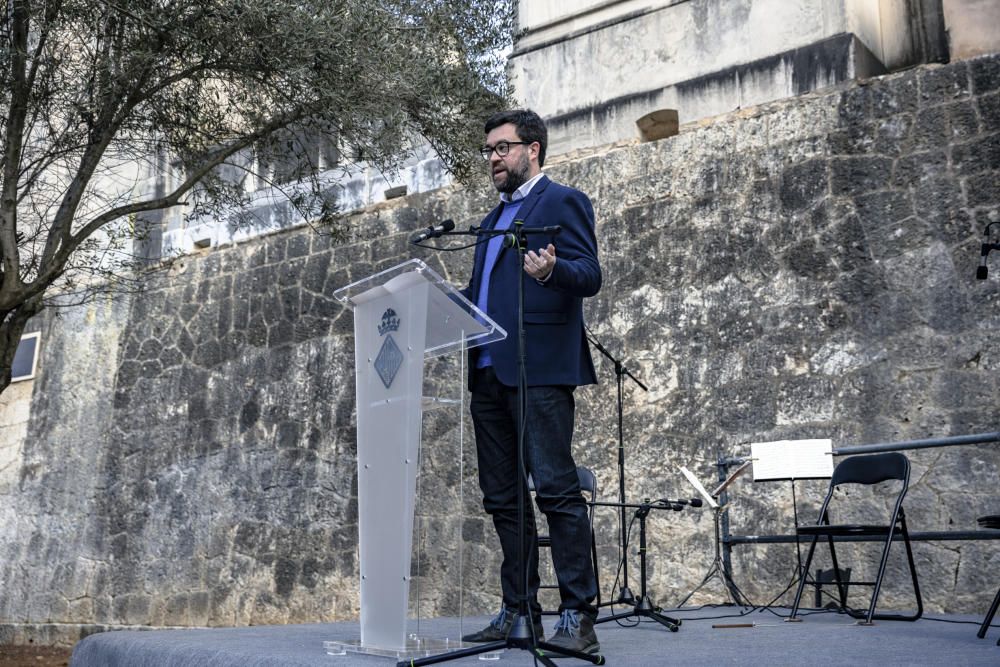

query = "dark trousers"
[470, 366, 598, 619]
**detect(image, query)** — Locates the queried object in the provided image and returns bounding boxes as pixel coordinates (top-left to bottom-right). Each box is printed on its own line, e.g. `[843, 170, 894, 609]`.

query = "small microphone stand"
[404, 223, 603, 667]
[585, 333, 647, 607]
[591, 499, 691, 631]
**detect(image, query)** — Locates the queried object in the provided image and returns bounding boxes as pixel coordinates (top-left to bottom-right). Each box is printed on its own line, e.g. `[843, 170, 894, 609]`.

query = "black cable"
[602, 511, 641, 627]
[921, 616, 999, 627]
[411, 238, 482, 251]
[722, 575, 987, 626]
[675, 607, 838, 622]
[746, 564, 808, 618]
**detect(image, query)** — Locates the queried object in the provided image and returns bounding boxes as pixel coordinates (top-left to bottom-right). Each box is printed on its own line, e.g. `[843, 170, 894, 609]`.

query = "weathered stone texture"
[1, 56, 998, 644]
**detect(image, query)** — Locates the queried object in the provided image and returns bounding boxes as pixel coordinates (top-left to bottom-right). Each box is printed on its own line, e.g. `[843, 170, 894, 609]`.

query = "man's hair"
[484, 109, 548, 167]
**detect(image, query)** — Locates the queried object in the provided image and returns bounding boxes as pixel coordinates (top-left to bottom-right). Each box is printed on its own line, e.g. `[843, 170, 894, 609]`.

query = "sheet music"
[750, 439, 833, 481]
[678, 466, 720, 509]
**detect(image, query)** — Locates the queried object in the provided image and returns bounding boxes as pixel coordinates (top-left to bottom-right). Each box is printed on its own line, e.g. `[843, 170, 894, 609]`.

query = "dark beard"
[495, 156, 530, 194]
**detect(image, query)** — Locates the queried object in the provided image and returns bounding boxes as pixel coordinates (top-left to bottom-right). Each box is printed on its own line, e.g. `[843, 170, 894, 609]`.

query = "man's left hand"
[525, 244, 557, 281]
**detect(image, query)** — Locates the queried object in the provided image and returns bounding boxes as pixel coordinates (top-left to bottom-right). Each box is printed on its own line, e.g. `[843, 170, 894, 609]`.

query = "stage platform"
[70, 605, 998, 666]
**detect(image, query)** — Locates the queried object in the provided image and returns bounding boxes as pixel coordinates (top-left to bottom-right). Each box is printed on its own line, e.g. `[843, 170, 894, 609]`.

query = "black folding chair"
[976, 514, 1000, 645]
[530, 465, 602, 613]
[788, 452, 922, 624]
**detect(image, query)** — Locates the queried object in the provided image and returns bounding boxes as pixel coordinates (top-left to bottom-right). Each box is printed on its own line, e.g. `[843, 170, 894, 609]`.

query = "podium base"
[324, 636, 502, 661]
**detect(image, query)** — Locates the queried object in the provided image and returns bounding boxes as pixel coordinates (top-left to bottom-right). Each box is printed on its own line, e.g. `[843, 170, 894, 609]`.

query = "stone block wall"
[0, 55, 998, 644]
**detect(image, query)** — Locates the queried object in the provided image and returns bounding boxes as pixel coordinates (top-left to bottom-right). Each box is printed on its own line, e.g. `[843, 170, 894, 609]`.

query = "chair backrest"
[831, 452, 909, 487]
[577, 466, 597, 497]
[817, 452, 911, 528]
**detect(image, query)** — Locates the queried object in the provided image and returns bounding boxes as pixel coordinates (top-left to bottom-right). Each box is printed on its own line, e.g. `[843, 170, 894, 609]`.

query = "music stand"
[749, 439, 834, 615]
[675, 463, 753, 608]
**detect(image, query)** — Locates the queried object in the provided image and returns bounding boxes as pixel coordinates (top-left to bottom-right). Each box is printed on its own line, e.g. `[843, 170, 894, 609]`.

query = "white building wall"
[509, 0, 948, 154]
[942, 0, 1000, 60]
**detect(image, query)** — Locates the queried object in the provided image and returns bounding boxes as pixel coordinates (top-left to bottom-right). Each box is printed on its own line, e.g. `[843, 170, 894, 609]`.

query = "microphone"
[501, 224, 562, 249]
[409, 219, 455, 244]
[655, 498, 702, 509]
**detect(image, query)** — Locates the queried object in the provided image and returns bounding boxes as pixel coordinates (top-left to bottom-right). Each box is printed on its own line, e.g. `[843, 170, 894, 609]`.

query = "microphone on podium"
[409, 219, 455, 244]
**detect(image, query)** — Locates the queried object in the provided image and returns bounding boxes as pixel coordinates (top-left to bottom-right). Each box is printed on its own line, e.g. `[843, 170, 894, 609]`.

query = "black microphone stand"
[403, 223, 604, 666]
[591, 499, 686, 631]
[585, 333, 646, 607]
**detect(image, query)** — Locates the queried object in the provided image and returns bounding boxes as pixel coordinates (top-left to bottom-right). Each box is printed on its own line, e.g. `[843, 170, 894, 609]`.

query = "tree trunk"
[0, 296, 43, 394]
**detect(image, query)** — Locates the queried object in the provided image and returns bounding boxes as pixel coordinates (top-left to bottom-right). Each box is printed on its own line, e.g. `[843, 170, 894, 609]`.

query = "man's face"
[485, 123, 536, 194]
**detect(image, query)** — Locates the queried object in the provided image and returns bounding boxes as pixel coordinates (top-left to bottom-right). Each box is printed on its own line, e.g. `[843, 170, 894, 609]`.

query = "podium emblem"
[378, 308, 400, 336]
[374, 335, 403, 388]
[374, 308, 403, 389]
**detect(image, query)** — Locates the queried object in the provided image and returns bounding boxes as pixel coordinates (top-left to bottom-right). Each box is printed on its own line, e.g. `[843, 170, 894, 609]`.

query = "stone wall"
[1, 55, 998, 645]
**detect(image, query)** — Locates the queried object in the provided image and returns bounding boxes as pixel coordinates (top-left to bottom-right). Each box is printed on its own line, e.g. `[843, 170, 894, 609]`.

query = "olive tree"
[0, 0, 513, 391]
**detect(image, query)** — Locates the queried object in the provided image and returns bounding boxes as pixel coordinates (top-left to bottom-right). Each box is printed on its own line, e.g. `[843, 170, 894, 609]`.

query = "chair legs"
[590, 523, 601, 608]
[788, 535, 819, 620]
[789, 515, 921, 623]
[899, 517, 923, 621]
[979, 586, 1000, 641]
[853, 512, 921, 624]
[827, 536, 849, 609]
[536, 466, 600, 614]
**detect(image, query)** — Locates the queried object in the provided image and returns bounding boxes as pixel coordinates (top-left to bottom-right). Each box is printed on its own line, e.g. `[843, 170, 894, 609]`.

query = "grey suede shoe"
[543, 610, 600, 656]
[461, 606, 544, 643]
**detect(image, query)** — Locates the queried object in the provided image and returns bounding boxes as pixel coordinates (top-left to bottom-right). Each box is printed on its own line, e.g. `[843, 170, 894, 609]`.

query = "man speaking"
[459, 109, 602, 655]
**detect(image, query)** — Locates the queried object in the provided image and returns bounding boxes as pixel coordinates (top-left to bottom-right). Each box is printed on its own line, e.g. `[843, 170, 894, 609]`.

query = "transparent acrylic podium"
[327, 259, 506, 660]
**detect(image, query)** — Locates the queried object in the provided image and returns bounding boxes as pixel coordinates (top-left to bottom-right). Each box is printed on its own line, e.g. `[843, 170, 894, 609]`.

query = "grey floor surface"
[69, 606, 999, 667]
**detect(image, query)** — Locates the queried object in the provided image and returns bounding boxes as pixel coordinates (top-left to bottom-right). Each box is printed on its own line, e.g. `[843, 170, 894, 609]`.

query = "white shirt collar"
[500, 172, 545, 203]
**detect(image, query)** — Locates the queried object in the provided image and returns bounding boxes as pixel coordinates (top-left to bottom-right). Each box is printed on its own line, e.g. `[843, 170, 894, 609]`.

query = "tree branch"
[0, 0, 32, 291]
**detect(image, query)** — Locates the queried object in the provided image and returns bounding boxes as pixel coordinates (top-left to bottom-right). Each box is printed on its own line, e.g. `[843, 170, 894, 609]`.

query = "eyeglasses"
[479, 140, 532, 161]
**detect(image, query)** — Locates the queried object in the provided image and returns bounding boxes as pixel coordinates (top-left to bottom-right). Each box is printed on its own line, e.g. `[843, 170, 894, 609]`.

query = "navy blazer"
[462, 175, 601, 388]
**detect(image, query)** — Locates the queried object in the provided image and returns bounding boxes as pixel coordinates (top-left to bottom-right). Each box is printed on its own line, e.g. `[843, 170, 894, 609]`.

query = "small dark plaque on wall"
[11, 332, 40, 382]
[384, 185, 408, 200]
